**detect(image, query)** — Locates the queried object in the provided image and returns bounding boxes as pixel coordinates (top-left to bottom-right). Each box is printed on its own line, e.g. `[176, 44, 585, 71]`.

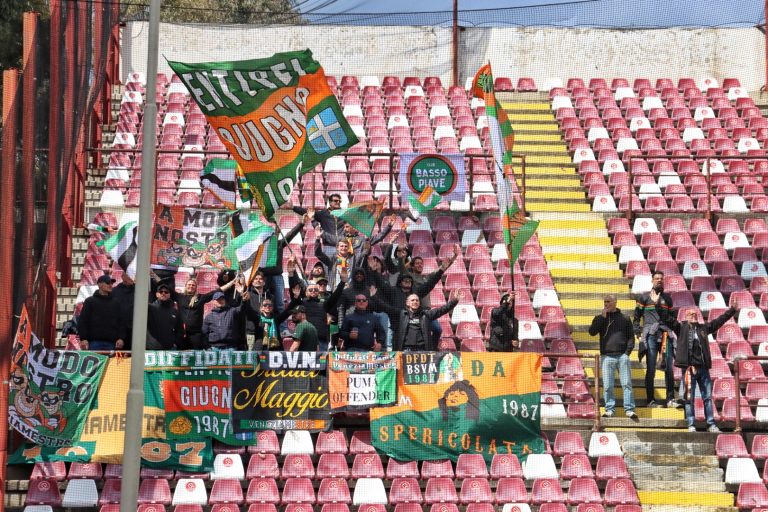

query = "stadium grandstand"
[1, 1, 768, 511]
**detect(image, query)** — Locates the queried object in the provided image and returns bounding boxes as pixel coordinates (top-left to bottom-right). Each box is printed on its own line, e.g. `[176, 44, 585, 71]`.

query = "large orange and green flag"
[167, 50, 358, 219]
[370, 352, 544, 463]
[472, 64, 538, 262]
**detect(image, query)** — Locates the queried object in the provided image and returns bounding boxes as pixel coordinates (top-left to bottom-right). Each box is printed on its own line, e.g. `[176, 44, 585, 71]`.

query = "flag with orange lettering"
[370, 352, 544, 463]
[168, 50, 358, 219]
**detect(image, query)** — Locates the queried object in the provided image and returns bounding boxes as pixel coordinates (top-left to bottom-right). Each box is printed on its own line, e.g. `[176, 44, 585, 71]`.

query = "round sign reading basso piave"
[406, 154, 458, 195]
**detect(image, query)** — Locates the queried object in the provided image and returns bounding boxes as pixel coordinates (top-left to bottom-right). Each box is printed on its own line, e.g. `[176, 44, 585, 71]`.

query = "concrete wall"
[123, 22, 765, 90]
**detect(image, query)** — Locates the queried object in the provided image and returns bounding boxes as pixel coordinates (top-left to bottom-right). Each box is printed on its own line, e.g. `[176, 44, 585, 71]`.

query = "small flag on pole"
[330, 200, 385, 238]
[407, 185, 442, 218]
[96, 220, 139, 278]
[226, 213, 278, 284]
[200, 158, 239, 209]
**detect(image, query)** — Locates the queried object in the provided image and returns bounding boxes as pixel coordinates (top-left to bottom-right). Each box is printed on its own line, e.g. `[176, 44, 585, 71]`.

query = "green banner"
[370, 352, 544, 463]
[9, 358, 213, 471]
[9, 308, 109, 447]
[167, 49, 358, 218]
[144, 351, 257, 445]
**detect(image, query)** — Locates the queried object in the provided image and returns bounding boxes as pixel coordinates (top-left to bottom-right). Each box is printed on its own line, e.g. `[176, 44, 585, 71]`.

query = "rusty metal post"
[705, 157, 712, 223]
[45, 0, 63, 336]
[593, 353, 603, 431]
[20, 13, 39, 311]
[0, 69, 21, 512]
[467, 155, 474, 214]
[734, 359, 742, 433]
[452, 0, 459, 88]
[626, 156, 634, 221]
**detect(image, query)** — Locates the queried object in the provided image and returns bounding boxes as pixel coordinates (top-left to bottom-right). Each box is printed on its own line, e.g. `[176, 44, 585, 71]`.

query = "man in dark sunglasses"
[338, 294, 385, 352]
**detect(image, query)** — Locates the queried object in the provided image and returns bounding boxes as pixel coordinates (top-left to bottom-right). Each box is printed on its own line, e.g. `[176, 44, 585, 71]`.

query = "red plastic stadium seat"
[68, 463, 103, 480]
[282, 478, 316, 504]
[517, 78, 537, 92]
[715, 433, 750, 458]
[247, 505, 278, 512]
[604, 478, 640, 506]
[393, 505, 421, 512]
[246, 478, 280, 504]
[247, 453, 279, 479]
[209, 480, 244, 505]
[317, 478, 351, 504]
[26, 478, 62, 506]
[489, 454, 523, 479]
[752, 435, 768, 460]
[567, 478, 602, 505]
[350, 431, 376, 454]
[389, 478, 423, 504]
[282, 455, 315, 479]
[316, 454, 350, 480]
[595, 456, 630, 480]
[137, 478, 172, 505]
[736, 483, 768, 509]
[494, 477, 528, 503]
[553, 431, 587, 456]
[531, 479, 565, 505]
[99, 479, 122, 505]
[386, 459, 420, 480]
[31, 462, 67, 481]
[421, 460, 454, 479]
[539, 504, 568, 512]
[459, 478, 493, 503]
[424, 478, 459, 504]
[455, 454, 488, 478]
[352, 454, 385, 479]
[559, 455, 594, 480]
[248, 431, 280, 454]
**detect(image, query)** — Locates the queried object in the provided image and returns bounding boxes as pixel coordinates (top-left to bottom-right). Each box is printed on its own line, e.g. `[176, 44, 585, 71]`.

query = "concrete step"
[542, 244, 614, 255]
[634, 479, 727, 492]
[638, 490, 734, 508]
[643, 506, 737, 512]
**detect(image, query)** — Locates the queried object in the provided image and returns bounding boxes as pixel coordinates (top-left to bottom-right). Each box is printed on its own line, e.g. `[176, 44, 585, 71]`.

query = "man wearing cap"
[78, 274, 126, 351]
[146, 283, 183, 350]
[203, 289, 251, 349]
[339, 293, 386, 351]
[287, 270, 345, 352]
[289, 305, 319, 351]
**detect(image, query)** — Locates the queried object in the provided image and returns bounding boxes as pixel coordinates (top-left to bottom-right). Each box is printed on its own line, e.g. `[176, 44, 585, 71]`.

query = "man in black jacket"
[488, 292, 519, 352]
[203, 290, 251, 349]
[338, 294, 386, 351]
[589, 295, 637, 419]
[372, 289, 459, 352]
[657, 302, 740, 432]
[634, 271, 677, 408]
[288, 271, 345, 352]
[78, 275, 126, 351]
[146, 283, 183, 350]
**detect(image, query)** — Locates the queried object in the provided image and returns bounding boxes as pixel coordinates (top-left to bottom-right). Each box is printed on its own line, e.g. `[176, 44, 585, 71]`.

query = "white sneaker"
[707, 425, 721, 433]
[667, 399, 683, 409]
[687, 425, 697, 432]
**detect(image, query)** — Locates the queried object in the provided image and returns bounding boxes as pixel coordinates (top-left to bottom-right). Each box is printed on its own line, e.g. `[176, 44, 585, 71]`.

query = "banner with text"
[370, 352, 544, 463]
[328, 352, 398, 411]
[9, 358, 214, 471]
[168, 49, 358, 219]
[399, 153, 467, 208]
[10, 307, 108, 447]
[150, 205, 237, 270]
[232, 352, 331, 433]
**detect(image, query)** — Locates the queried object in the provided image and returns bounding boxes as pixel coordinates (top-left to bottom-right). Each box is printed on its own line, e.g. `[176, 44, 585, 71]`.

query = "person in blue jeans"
[589, 294, 637, 419]
[657, 302, 740, 433]
[634, 271, 678, 408]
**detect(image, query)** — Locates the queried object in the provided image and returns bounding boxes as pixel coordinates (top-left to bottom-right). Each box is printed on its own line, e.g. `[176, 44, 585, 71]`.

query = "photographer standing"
[634, 271, 677, 408]
[488, 292, 519, 352]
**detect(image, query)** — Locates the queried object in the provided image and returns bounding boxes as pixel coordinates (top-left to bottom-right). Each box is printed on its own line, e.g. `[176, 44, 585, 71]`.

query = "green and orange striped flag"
[472, 64, 538, 262]
[168, 50, 358, 219]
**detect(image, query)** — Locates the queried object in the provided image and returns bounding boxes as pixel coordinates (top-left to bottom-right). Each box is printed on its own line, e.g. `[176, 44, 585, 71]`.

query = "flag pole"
[120, 0, 160, 509]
